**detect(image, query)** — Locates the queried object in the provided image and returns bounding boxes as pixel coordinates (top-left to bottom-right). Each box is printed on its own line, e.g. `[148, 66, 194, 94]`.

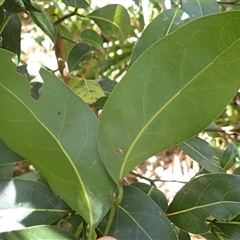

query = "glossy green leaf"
[0, 49, 116, 230]
[219, 142, 240, 170]
[80, 29, 104, 53]
[67, 43, 92, 72]
[99, 185, 177, 240]
[69, 77, 105, 104]
[62, 0, 89, 8]
[0, 6, 5, 28]
[182, 0, 220, 20]
[88, 4, 131, 43]
[131, 182, 168, 212]
[98, 11, 240, 184]
[129, 8, 190, 67]
[179, 136, 224, 173]
[2, 0, 25, 13]
[167, 173, 240, 234]
[0, 179, 71, 232]
[57, 24, 75, 60]
[0, 226, 77, 239]
[30, 4, 57, 43]
[0, 138, 24, 165]
[94, 96, 108, 115]
[1, 13, 21, 61]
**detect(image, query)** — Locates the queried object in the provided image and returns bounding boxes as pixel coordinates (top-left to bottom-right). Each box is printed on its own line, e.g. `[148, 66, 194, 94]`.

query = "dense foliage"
[1, 0, 240, 239]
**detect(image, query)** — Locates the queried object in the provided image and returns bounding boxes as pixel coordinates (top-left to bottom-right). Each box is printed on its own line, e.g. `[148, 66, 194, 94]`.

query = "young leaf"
[182, 0, 220, 20]
[99, 185, 177, 239]
[80, 29, 104, 53]
[129, 8, 190, 67]
[0, 49, 116, 230]
[166, 173, 240, 234]
[0, 225, 77, 239]
[67, 43, 92, 72]
[0, 179, 71, 231]
[0, 138, 24, 165]
[62, 0, 89, 8]
[69, 77, 105, 104]
[88, 4, 131, 43]
[30, 4, 57, 43]
[98, 11, 240, 184]
[179, 136, 224, 173]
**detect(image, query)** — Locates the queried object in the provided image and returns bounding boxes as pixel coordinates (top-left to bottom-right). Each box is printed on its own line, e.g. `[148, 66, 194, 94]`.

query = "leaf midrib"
[119, 34, 240, 180]
[0, 81, 93, 226]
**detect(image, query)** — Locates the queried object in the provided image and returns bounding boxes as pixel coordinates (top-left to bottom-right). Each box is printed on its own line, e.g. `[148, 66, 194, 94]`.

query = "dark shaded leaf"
[0, 6, 5, 28]
[98, 77, 117, 96]
[99, 185, 177, 240]
[131, 182, 168, 212]
[2, 0, 25, 13]
[167, 173, 240, 234]
[219, 143, 240, 170]
[67, 43, 92, 72]
[179, 136, 224, 173]
[1, 13, 21, 60]
[0, 138, 23, 165]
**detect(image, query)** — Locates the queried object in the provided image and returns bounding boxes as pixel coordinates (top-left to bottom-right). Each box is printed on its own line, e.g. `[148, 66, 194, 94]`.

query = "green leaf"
[166, 173, 240, 234]
[131, 182, 168, 212]
[94, 96, 108, 115]
[2, 0, 25, 13]
[212, 220, 240, 239]
[62, 0, 89, 8]
[98, 11, 240, 184]
[0, 138, 24, 164]
[0, 226, 77, 239]
[0, 49, 116, 229]
[179, 136, 224, 173]
[67, 43, 92, 72]
[30, 4, 57, 43]
[219, 143, 240, 170]
[99, 185, 177, 240]
[69, 77, 105, 104]
[15, 171, 41, 181]
[98, 77, 117, 96]
[0, 163, 14, 178]
[80, 29, 104, 53]
[182, 0, 220, 20]
[1, 13, 21, 61]
[129, 8, 190, 67]
[0, 179, 71, 231]
[88, 4, 131, 43]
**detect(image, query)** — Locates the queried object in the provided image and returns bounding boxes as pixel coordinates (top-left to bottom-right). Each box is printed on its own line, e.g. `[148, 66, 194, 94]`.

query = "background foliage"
[1, 0, 240, 239]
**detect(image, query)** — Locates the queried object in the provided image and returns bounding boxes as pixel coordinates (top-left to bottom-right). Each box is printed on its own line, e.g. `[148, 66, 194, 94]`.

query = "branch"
[129, 171, 188, 184]
[204, 124, 240, 133]
[54, 8, 78, 25]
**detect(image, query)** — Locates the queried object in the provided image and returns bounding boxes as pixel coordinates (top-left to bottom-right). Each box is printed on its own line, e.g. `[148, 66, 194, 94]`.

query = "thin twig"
[54, 8, 78, 25]
[130, 171, 188, 184]
[204, 124, 240, 133]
